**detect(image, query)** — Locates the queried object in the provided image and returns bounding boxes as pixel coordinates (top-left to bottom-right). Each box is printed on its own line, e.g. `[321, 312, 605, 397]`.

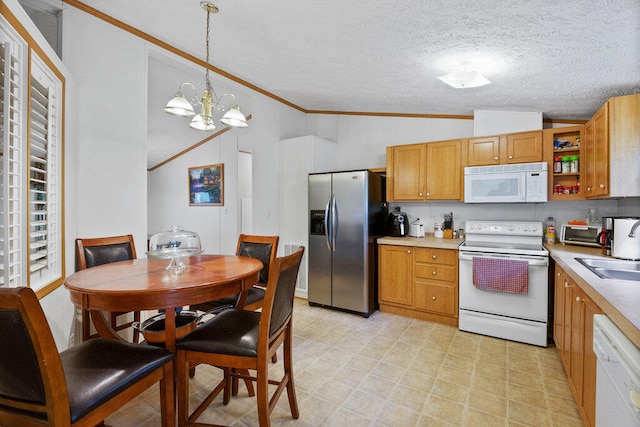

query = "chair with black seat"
[176, 247, 304, 427]
[190, 234, 279, 313]
[76, 234, 141, 343]
[0, 287, 175, 427]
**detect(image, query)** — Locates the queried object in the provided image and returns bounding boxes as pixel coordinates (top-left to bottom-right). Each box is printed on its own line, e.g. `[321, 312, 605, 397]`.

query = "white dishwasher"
[593, 314, 640, 427]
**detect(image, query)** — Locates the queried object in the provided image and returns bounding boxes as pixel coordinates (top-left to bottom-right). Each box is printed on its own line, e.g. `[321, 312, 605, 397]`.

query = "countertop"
[377, 235, 464, 249]
[377, 235, 640, 348]
[544, 243, 640, 349]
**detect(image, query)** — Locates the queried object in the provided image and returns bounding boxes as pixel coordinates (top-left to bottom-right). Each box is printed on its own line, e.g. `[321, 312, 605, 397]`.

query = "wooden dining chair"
[0, 287, 175, 427]
[190, 234, 279, 312]
[176, 247, 304, 427]
[76, 234, 141, 343]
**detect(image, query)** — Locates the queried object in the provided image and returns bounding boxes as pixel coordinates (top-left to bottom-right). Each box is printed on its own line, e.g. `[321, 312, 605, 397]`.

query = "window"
[1, 12, 64, 294]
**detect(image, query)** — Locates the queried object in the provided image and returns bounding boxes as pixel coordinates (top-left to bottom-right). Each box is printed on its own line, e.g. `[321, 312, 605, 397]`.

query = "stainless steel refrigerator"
[308, 170, 386, 317]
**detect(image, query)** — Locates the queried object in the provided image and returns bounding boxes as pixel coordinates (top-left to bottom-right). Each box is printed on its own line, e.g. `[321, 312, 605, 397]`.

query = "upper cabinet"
[503, 131, 543, 163]
[467, 136, 500, 166]
[583, 93, 640, 199]
[386, 143, 426, 201]
[387, 139, 461, 202]
[426, 140, 461, 200]
[543, 125, 583, 201]
[467, 131, 542, 166]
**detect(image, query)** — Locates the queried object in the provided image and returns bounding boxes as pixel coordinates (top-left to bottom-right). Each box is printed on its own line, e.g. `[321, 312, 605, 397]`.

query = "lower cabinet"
[554, 264, 603, 427]
[379, 245, 458, 326]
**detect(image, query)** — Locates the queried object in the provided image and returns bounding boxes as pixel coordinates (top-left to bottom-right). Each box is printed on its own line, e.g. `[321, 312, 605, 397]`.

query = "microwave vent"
[465, 162, 547, 175]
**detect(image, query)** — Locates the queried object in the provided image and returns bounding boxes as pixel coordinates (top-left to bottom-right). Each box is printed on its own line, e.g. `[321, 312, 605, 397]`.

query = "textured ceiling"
[54, 0, 640, 167]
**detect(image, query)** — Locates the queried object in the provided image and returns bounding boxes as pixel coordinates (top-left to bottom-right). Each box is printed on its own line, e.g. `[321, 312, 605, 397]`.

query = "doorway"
[238, 151, 253, 234]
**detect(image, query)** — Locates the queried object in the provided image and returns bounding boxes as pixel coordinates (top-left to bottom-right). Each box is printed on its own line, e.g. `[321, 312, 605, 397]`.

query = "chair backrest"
[235, 234, 279, 285]
[76, 234, 137, 271]
[258, 247, 304, 339]
[0, 287, 71, 425]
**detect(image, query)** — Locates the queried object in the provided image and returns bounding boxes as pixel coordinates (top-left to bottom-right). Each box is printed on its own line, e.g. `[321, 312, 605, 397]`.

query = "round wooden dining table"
[64, 254, 263, 352]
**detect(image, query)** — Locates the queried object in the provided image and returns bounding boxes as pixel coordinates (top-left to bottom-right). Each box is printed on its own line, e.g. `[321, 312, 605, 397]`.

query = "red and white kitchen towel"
[472, 257, 529, 294]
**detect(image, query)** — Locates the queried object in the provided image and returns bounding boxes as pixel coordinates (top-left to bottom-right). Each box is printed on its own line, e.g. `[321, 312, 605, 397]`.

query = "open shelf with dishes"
[543, 125, 584, 200]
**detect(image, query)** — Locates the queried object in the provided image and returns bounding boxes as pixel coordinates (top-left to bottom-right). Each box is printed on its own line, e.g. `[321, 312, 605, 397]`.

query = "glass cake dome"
[148, 225, 203, 271]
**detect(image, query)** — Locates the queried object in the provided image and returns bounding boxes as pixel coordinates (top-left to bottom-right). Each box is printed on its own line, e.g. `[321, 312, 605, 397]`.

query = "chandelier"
[164, 1, 248, 131]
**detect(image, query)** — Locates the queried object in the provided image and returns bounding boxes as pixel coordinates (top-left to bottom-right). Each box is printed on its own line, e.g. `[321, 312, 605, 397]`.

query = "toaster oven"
[560, 224, 601, 247]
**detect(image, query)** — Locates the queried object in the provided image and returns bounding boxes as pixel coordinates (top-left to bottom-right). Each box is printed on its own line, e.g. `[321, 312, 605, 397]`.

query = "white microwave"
[464, 162, 548, 203]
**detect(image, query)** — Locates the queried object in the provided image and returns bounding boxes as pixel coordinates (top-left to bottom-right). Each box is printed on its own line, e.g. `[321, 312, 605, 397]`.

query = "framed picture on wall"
[189, 164, 224, 206]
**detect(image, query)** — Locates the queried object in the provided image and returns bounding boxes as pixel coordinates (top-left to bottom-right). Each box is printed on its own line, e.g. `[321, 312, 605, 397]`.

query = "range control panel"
[465, 221, 543, 237]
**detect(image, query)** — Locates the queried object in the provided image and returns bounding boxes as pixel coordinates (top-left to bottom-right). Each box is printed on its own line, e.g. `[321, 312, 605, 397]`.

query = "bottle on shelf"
[545, 217, 556, 244]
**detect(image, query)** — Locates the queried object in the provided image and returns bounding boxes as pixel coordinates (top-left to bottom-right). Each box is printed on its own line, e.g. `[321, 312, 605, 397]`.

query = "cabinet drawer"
[415, 264, 457, 282]
[414, 281, 456, 315]
[414, 248, 457, 265]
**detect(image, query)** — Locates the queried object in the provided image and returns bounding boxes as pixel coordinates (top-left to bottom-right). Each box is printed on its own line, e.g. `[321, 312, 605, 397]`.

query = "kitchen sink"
[576, 258, 640, 282]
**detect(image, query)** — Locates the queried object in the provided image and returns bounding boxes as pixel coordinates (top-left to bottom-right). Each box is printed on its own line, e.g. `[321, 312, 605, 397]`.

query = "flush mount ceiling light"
[437, 61, 492, 89]
[164, 1, 248, 131]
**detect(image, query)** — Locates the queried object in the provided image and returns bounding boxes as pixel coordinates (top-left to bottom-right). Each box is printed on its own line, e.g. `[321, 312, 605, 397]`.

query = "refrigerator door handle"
[331, 195, 338, 252]
[324, 195, 332, 251]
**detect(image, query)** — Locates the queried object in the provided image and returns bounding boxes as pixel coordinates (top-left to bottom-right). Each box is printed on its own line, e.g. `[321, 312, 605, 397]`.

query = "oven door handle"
[459, 252, 549, 266]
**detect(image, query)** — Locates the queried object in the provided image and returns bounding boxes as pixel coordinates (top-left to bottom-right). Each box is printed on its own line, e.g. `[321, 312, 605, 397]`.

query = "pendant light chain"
[205, 6, 212, 92]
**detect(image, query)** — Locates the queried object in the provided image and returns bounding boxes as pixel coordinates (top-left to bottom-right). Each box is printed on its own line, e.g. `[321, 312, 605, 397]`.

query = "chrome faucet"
[629, 220, 640, 238]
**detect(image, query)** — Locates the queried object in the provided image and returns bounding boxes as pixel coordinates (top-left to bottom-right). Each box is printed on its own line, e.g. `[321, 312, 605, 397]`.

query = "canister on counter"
[434, 222, 443, 238]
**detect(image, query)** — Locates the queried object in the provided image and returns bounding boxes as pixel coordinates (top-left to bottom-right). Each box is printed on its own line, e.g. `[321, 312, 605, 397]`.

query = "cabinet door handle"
[599, 184, 605, 189]
[407, 250, 411, 254]
[557, 272, 561, 277]
[426, 193, 430, 197]
[564, 282, 573, 288]
[494, 156, 498, 161]
[509, 155, 513, 159]
[576, 296, 585, 303]
[432, 255, 437, 259]
[432, 296, 436, 300]
[587, 187, 592, 192]
[419, 193, 423, 197]
[432, 271, 437, 275]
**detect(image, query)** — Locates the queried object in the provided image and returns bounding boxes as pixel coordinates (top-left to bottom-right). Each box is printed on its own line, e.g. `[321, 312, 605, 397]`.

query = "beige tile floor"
[106, 298, 584, 426]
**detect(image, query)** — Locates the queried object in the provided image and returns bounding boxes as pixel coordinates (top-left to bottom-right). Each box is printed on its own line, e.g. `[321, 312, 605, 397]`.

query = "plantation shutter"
[0, 25, 25, 287]
[28, 53, 62, 290]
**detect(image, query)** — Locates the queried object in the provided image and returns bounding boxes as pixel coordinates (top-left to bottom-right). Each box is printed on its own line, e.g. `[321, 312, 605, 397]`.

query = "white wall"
[148, 86, 307, 256]
[307, 114, 475, 170]
[63, 7, 148, 254]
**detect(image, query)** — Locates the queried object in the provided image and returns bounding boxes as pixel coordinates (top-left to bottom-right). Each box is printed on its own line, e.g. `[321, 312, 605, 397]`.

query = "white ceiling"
[38, 1, 640, 167]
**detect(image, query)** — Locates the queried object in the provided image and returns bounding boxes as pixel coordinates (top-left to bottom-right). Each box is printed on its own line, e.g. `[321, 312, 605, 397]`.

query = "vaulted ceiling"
[23, 1, 640, 168]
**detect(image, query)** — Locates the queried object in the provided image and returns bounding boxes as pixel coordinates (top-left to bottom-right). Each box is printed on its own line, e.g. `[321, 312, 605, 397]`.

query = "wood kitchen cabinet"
[553, 264, 603, 427]
[467, 136, 500, 166]
[386, 140, 461, 201]
[583, 93, 640, 199]
[466, 131, 542, 166]
[584, 103, 609, 198]
[379, 245, 458, 326]
[543, 126, 584, 201]
[378, 245, 413, 306]
[386, 144, 426, 201]
[502, 131, 543, 163]
[425, 140, 461, 200]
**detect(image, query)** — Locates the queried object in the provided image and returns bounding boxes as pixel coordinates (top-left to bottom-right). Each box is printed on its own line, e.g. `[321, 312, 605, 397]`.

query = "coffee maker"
[598, 216, 614, 256]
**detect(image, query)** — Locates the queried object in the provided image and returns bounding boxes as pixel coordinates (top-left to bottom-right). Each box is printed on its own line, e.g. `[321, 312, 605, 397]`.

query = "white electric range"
[458, 220, 550, 347]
